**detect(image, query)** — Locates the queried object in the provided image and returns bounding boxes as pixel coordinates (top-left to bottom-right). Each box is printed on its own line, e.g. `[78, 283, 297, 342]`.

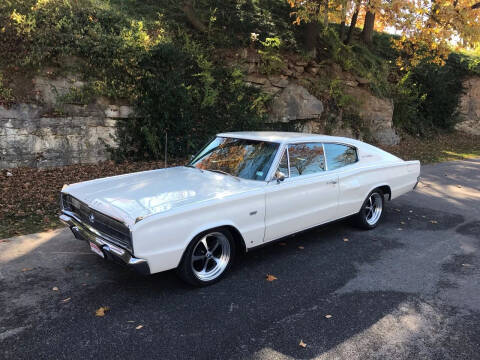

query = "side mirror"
[275, 171, 286, 183]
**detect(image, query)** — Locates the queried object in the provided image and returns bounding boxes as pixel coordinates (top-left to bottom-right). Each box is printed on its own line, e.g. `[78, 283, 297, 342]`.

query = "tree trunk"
[304, 21, 320, 55]
[182, 1, 207, 33]
[361, 10, 375, 44]
[323, 0, 329, 28]
[339, 0, 348, 41]
[344, 3, 359, 44]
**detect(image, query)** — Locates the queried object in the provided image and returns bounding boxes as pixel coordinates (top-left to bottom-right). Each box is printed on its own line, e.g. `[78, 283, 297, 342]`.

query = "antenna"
[164, 132, 168, 168]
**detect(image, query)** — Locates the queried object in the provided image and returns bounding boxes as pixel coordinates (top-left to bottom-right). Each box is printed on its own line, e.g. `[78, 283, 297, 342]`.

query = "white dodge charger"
[60, 132, 420, 286]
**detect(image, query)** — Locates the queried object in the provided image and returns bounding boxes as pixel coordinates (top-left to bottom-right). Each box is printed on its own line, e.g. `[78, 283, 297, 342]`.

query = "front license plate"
[89, 242, 105, 258]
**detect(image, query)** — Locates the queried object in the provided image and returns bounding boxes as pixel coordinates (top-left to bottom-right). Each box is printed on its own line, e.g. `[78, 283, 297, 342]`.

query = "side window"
[324, 143, 358, 170]
[277, 149, 289, 177]
[288, 143, 325, 177]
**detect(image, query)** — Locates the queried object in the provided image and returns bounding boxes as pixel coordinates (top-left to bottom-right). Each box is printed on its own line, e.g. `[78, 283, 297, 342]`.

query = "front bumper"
[60, 213, 150, 275]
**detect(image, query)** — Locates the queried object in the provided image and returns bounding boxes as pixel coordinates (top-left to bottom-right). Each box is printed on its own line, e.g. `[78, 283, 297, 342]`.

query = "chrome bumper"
[59, 213, 150, 275]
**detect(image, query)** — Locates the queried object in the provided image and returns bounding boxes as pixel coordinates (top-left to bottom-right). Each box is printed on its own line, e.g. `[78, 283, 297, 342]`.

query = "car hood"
[63, 166, 262, 227]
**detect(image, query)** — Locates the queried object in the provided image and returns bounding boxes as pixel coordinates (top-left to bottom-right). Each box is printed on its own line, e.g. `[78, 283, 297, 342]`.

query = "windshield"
[189, 137, 279, 181]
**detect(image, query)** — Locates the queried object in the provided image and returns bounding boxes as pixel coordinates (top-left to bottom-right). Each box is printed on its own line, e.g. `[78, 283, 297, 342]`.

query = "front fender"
[130, 191, 265, 274]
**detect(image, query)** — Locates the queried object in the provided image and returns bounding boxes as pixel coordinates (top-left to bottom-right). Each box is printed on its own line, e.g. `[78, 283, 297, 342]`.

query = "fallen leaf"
[127, 320, 135, 323]
[95, 306, 110, 317]
[430, 220, 438, 224]
[21, 268, 33, 272]
[395, 208, 401, 212]
[343, 238, 349, 242]
[52, 287, 59, 291]
[135, 325, 143, 330]
[278, 242, 287, 246]
[299, 340, 307, 348]
[298, 246, 304, 250]
[409, 210, 413, 213]
[266, 274, 277, 282]
[325, 314, 332, 319]
[400, 221, 406, 225]
[61, 297, 71, 303]
[462, 263, 473, 268]
[397, 228, 403, 231]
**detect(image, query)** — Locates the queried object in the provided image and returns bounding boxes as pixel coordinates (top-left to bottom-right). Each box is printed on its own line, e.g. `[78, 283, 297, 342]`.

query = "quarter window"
[324, 143, 358, 170]
[288, 143, 325, 177]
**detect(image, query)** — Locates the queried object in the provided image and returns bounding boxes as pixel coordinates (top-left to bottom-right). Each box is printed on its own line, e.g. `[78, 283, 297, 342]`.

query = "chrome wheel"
[191, 232, 231, 282]
[365, 192, 383, 226]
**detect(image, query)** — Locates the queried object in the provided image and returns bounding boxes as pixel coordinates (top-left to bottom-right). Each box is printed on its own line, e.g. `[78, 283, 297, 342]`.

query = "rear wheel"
[177, 229, 235, 286]
[354, 190, 384, 229]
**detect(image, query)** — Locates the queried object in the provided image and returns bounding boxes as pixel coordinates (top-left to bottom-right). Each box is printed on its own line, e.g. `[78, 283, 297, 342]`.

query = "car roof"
[217, 131, 361, 146]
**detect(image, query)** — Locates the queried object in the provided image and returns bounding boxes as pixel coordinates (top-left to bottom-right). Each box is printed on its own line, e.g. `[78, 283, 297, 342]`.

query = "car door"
[323, 142, 364, 218]
[264, 142, 339, 242]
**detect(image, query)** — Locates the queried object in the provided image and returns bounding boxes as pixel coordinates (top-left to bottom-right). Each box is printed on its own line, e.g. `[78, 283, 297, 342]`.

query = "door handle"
[326, 180, 337, 185]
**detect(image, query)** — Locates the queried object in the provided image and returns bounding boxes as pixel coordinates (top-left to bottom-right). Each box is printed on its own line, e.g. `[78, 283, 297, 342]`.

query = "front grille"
[62, 194, 132, 251]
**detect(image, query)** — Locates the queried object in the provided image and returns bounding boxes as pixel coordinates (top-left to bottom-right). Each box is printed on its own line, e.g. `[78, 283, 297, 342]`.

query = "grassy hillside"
[1, 0, 480, 158]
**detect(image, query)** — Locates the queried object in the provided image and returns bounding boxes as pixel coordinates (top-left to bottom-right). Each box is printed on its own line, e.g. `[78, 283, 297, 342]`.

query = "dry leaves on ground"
[325, 314, 332, 319]
[21, 267, 32, 272]
[95, 306, 110, 317]
[0, 160, 183, 239]
[430, 220, 438, 224]
[380, 132, 480, 164]
[61, 297, 71, 303]
[299, 340, 307, 348]
[298, 246, 304, 250]
[135, 325, 143, 330]
[266, 274, 277, 282]
[52, 287, 59, 291]
[343, 238, 349, 242]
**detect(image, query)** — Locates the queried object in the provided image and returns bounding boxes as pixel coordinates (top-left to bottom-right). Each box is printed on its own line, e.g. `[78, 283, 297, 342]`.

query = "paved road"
[1, 159, 479, 359]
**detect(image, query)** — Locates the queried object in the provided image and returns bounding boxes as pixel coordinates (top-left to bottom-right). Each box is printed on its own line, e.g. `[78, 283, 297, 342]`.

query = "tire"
[177, 228, 236, 286]
[353, 189, 385, 229]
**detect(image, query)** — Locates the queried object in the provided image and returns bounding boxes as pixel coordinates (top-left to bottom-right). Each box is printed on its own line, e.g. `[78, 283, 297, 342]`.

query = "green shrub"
[258, 37, 284, 74]
[110, 41, 268, 160]
[393, 53, 477, 135]
[0, 72, 14, 103]
[0, 0, 162, 101]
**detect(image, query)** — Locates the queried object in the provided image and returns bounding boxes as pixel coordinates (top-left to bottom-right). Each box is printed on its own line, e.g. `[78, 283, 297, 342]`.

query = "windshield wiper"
[205, 169, 240, 181]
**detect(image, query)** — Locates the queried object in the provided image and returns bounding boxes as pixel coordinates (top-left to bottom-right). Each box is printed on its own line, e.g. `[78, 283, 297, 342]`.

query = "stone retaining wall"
[0, 103, 126, 169]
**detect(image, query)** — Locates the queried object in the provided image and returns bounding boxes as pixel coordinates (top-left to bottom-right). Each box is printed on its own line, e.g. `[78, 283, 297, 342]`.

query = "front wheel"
[354, 190, 384, 229]
[177, 229, 235, 286]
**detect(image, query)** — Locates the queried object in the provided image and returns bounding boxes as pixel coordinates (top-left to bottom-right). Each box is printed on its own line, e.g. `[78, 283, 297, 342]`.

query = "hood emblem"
[89, 213, 95, 223]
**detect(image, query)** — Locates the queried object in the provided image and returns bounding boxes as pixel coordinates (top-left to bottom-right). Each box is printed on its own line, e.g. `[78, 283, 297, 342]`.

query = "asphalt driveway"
[1, 158, 479, 359]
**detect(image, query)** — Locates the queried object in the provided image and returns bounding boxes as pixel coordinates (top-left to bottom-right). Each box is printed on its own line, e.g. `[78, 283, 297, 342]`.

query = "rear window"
[324, 143, 358, 170]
